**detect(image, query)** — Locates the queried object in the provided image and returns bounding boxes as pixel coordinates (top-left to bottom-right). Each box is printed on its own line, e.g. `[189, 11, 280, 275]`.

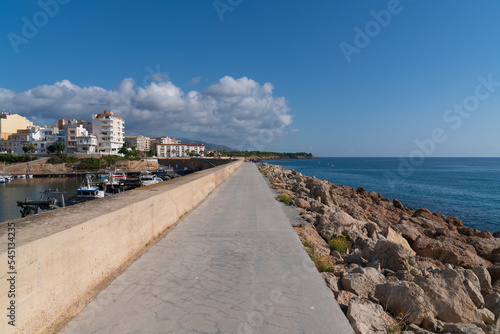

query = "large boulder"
[412, 235, 490, 269]
[321, 272, 342, 294]
[488, 265, 500, 283]
[462, 269, 485, 308]
[484, 292, 500, 318]
[341, 267, 386, 299]
[374, 281, 430, 325]
[347, 298, 398, 334]
[330, 211, 365, 230]
[472, 266, 494, 296]
[370, 240, 413, 272]
[392, 221, 422, 244]
[470, 238, 500, 255]
[382, 226, 416, 256]
[478, 308, 495, 325]
[294, 198, 310, 210]
[311, 184, 335, 206]
[493, 279, 500, 293]
[305, 177, 323, 190]
[413, 267, 483, 323]
[442, 322, 486, 334]
[393, 198, 404, 209]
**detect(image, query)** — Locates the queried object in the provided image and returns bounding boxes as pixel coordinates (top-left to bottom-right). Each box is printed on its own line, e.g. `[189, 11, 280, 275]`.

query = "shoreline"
[264, 157, 499, 233]
[259, 162, 500, 333]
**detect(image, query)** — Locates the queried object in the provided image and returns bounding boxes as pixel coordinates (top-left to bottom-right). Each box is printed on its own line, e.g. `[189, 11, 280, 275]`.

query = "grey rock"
[484, 292, 500, 318]
[472, 266, 494, 296]
[347, 298, 397, 334]
[413, 267, 483, 323]
[442, 322, 486, 334]
[478, 308, 495, 325]
[488, 265, 500, 283]
[374, 281, 429, 325]
[321, 272, 342, 294]
[342, 267, 386, 299]
[370, 240, 412, 272]
[463, 269, 485, 308]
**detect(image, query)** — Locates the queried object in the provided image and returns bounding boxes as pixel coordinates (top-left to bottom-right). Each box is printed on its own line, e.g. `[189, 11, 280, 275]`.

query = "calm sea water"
[265, 158, 500, 232]
[0, 177, 81, 224]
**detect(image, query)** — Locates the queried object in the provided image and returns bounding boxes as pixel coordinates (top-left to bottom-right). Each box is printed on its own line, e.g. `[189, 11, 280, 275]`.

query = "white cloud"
[0, 76, 293, 148]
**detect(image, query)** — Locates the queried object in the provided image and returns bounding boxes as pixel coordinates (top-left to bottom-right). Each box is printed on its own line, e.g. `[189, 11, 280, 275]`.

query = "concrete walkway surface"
[61, 163, 354, 334]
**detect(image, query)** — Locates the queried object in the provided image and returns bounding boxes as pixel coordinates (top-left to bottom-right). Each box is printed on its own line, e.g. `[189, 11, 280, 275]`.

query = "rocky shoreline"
[258, 162, 500, 334]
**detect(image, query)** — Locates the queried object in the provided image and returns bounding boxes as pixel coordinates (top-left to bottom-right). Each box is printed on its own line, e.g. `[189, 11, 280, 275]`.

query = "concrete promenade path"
[61, 163, 354, 334]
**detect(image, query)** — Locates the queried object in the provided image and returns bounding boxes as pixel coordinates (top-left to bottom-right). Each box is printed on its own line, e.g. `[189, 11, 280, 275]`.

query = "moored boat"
[76, 174, 107, 199]
[139, 172, 163, 186]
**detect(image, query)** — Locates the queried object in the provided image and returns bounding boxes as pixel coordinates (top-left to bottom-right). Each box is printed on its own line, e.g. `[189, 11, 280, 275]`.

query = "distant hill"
[177, 138, 235, 151]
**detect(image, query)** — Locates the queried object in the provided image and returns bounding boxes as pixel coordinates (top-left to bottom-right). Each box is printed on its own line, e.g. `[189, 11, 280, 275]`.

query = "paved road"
[61, 163, 353, 334]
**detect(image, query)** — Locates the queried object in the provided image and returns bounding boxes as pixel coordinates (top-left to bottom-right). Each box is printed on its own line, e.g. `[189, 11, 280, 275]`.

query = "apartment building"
[76, 133, 98, 153]
[0, 113, 33, 152]
[11, 132, 30, 155]
[156, 143, 205, 157]
[124, 135, 151, 151]
[92, 110, 124, 154]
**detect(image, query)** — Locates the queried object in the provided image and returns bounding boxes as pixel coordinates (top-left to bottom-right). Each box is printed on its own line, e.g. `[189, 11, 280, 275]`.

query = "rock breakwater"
[259, 162, 500, 334]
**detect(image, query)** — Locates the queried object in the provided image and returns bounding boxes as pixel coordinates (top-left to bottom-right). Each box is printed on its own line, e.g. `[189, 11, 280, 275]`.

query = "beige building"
[124, 135, 151, 151]
[0, 113, 33, 152]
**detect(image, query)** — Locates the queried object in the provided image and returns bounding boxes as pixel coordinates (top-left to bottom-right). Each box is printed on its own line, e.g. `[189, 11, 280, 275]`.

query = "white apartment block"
[156, 144, 205, 157]
[10, 126, 65, 154]
[76, 134, 98, 153]
[92, 110, 124, 154]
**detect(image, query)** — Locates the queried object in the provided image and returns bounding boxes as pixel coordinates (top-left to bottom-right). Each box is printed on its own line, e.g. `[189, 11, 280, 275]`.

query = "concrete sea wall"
[0, 159, 243, 333]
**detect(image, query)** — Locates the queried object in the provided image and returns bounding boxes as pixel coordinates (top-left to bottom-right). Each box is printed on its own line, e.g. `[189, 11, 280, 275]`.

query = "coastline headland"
[259, 162, 500, 333]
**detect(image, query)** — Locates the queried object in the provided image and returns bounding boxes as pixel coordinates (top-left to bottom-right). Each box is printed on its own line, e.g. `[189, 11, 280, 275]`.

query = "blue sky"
[1, 0, 499, 157]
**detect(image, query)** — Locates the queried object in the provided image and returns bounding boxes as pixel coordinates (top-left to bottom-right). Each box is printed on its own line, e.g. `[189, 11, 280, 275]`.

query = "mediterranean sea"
[265, 158, 500, 232]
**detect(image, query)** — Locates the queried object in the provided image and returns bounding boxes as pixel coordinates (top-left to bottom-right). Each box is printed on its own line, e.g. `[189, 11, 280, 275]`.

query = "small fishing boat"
[77, 174, 107, 199]
[139, 172, 163, 186]
[17, 174, 26, 179]
[17, 189, 67, 217]
[0, 175, 6, 183]
[109, 169, 127, 185]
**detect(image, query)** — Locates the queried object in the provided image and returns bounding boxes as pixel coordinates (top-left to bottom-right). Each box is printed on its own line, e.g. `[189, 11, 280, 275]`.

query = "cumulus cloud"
[0, 76, 293, 148]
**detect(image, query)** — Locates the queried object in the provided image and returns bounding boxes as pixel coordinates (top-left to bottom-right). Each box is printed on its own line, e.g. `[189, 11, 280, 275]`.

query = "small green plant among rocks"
[298, 233, 335, 273]
[328, 235, 353, 254]
[278, 194, 292, 205]
[386, 312, 407, 333]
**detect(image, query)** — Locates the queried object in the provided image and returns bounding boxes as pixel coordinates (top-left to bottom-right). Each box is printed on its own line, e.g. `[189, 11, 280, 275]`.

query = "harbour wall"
[0, 159, 244, 333]
[158, 157, 235, 171]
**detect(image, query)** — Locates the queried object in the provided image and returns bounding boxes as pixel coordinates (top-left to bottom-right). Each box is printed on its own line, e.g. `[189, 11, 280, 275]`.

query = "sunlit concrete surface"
[61, 163, 353, 334]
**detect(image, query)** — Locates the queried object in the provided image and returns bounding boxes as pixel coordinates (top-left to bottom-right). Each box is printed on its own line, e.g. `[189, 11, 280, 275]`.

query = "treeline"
[0, 154, 38, 164]
[218, 151, 316, 159]
[77, 155, 131, 170]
